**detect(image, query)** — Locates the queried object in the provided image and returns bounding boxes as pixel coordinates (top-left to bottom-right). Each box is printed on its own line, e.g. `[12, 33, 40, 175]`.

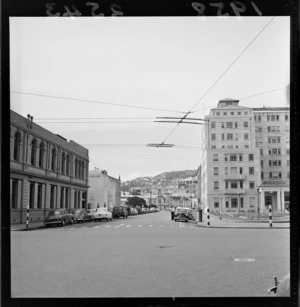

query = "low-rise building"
[88, 169, 121, 210]
[10, 111, 89, 224]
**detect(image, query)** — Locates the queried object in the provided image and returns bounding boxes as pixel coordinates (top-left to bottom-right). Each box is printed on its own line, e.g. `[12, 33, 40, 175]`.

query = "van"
[112, 206, 128, 219]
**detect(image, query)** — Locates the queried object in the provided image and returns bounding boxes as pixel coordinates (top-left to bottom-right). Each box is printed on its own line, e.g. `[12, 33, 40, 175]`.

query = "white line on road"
[179, 223, 185, 228]
[105, 225, 111, 228]
[138, 225, 143, 227]
[114, 224, 125, 228]
[94, 226, 99, 228]
[148, 225, 153, 227]
[233, 258, 255, 262]
[125, 225, 131, 227]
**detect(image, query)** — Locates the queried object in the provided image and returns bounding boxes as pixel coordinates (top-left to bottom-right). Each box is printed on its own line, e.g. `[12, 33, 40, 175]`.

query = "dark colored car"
[174, 207, 189, 222]
[44, 209, 74, 227]
[72, 209, 91, 223]
[112, 206, 128, 219]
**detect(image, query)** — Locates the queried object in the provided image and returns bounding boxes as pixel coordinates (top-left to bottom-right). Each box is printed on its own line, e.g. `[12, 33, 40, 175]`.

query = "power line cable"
[11, 91, 186, 114]
[160, 17, 276, 143]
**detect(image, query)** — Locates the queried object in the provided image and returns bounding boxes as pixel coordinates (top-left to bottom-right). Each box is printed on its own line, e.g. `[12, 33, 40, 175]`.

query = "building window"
[224, 154, 228, 162]
[37, 184, 43, 209]
[39, 142, 44, 168]
[231, 182, 238, 189]
[224, 112, 227, 116]
[75, 158, 78, 178]
[231, 112, 234, 115]
[260, 149, 263, 156]
[213, 154, 218, 162]
[244, 133, 249, 140]
[216, 112, 220, 116]
[222, 134, 225, 140]
[238, 112, 241, 115]
[225, 167, 228, 175]
[240, 198, 244, 208]
[213, 167, 218, 175]
[244, 112, 248, 115]
[230, 154, 237, 162]
[13, 131, 21, 161]
[214, 181, 219, 190]
[261, 172, 264, 179]
[249, 154, 254, 161]
[221, 122, 224, 128]
[226, 122, 232, 128]
[66, 154, 70, 175]
[249, 182, 255, 189]
[29, 182, 35, 209]
[260, 160, 263, 167]
[214, 198, 219, 208]
[249, 167, 254, 175]
[256, 127, 262, 132]
[227, 133, 233, 140]
[239, 154, 243, 161]
[244, 121, 248, 127]
[230, 167, 237, 174]
[211, 146, 216, 149]
[60, 188, 64, 208]
[250, 197, 255, 208]
[239, 167, 243, 174]
[231, 198, 238, 208]
[51, 148, 57, 171]
[50, 186, 55, 209]
[211, 122, 216, 128]
[31, 138, 37, 166]
[287, 160, 290, 166]
[240, 181, 243, 188]
[61, 152, 66, 174]
[285, 115, 289, 121]
[11, 179, 18, 209]
[211, 134, 216, 141]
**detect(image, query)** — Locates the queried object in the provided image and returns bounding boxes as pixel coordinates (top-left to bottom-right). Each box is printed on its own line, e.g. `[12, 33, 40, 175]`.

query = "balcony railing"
[225, 189, 245, 194]
[223, 174, 246, 180]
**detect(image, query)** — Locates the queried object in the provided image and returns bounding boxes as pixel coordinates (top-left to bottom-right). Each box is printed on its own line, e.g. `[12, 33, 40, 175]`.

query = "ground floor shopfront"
[10, 174, 88, 224]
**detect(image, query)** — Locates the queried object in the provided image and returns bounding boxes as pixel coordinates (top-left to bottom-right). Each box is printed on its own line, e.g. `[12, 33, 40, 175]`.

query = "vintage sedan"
[72, 209, 91, 223]
[174, 207, 189, 222]
[44, 209, 74, 227]
[94, 207, 113, 221]
[87, 209, 96, 221]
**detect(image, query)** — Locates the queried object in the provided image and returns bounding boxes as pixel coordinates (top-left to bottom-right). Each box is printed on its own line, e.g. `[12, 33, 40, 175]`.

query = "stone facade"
[10, 111, 89, 224]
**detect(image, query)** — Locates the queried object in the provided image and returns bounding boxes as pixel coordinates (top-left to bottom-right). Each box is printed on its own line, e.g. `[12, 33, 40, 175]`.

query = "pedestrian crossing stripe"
[125, 225, 131, 227]
[114, 224, 124, 228]
[138, 225, 142, 227]
[148, 225, 153, 227]
[94, 226, 99, 228]
[105, 225, 111, 228]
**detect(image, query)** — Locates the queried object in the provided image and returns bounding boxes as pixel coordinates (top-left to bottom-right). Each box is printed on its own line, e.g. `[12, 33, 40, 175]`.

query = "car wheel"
[61, 220, 66, 227]
[70, 219, 74, 225]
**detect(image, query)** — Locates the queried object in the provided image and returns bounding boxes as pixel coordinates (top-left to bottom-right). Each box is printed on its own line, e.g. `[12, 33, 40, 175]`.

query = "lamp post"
[256, 186, 260, 219]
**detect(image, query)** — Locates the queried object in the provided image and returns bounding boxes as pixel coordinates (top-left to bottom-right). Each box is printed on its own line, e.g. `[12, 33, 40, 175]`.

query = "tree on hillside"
[126, 197, 146, 208]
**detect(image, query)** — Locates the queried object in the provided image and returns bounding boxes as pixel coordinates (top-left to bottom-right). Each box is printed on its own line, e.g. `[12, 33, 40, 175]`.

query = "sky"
[10, 16, 290, 181]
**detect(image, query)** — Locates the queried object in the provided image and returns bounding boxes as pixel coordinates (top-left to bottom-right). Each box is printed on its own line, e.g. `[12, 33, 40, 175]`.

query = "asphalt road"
[11, 210, 290, 297]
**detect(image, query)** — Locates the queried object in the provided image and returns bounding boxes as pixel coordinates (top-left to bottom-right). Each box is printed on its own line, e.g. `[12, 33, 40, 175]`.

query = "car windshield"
[48, 210, 62, 217]
[97, 208, 107, 212]
[176, 208, 187, 214]
[74, 210, 83, 217]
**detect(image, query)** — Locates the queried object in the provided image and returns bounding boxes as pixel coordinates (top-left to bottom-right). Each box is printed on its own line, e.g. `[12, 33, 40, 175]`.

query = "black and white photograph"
[4, 5, 295, 302]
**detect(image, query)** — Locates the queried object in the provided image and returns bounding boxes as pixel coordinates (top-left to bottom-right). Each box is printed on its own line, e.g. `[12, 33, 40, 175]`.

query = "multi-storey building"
[253, 107, 290, 212]
[88, 169, 121, 210]
[10, 111, 89, 224]
[199, 99, 290, 213]
[177, 177, 198, 197]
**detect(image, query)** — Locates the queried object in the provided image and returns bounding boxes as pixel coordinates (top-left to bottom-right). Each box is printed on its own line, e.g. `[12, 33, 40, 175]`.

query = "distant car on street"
[44, 209, 74, 227]
[94, 207, 113, 221]
[87, 209, 96, 221]
[130, 207, 138, 215]
[174, 207, 189, 222]
[112, 205, 128, 219]
[72, 209, 91, 223]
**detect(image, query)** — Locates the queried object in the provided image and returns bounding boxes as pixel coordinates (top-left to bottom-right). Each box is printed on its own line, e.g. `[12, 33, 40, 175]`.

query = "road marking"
[148, 225, 153, 227]
[94, 226, 99, 228]
[179, 223, 185, 228]
[114, 224, 125, 228]
[105, 225, 111, 228]
[138, 225, 143, 227]
[125, 225, 131, 227]
[233, 258, 255, 262]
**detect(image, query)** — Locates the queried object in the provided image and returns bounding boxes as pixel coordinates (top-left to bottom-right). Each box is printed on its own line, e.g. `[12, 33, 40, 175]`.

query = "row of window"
[213, 166, 255, 175]
[260, 148, 290, 155]
[13, 131, 86, 179]
[254, 114, 289, 122]
[213, 181, 256, 189]
[211, 133, 250, 141]
[215, 111, 249, 116]
[213, 153, 255, 162]
[211, 121, 249, 129]
[213, 197, 256, 209]
[261, 172, 289, 180]
[11, 179, 86, 209]
[211, 145, 251, 149]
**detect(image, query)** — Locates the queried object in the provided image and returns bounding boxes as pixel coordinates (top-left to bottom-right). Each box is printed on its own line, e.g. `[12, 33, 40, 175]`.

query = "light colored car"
[87, 209, 96, 221]
[94, 207, 113, 221]
[130, 207, 138, 215]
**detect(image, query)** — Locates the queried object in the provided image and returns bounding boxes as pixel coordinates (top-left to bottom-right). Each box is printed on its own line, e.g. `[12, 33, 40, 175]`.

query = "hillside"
[121, 169, 197, 191]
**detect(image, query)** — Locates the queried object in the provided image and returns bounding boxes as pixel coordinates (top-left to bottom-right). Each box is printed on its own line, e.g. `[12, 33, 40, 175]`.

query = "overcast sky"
[10, 16, 290, 181]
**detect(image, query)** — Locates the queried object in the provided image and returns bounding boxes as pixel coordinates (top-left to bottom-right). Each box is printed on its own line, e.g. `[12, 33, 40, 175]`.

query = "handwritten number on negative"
[86, 2, 104, 17]
[46, 3, 60, 16]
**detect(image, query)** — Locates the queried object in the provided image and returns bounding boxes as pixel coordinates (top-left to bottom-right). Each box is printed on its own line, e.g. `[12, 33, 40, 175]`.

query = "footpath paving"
[10, 221, 45, 231]
[195, 214, 290, 229]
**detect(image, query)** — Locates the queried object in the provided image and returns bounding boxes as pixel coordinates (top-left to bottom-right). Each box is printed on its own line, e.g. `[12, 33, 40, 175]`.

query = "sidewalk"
[11, 221, 45, 231]
[195, 214, 290, 229]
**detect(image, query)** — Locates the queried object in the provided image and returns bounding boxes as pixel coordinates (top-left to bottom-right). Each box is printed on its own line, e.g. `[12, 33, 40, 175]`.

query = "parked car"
[87, 209, 96, 221]
[72, 209, 91, 223]
[94, 207, 113, 221]
[112, 205, 128, 219]
[44, 209, 74, 227]
[174, 207, 189, 222]
[130, 207, 138, 215]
